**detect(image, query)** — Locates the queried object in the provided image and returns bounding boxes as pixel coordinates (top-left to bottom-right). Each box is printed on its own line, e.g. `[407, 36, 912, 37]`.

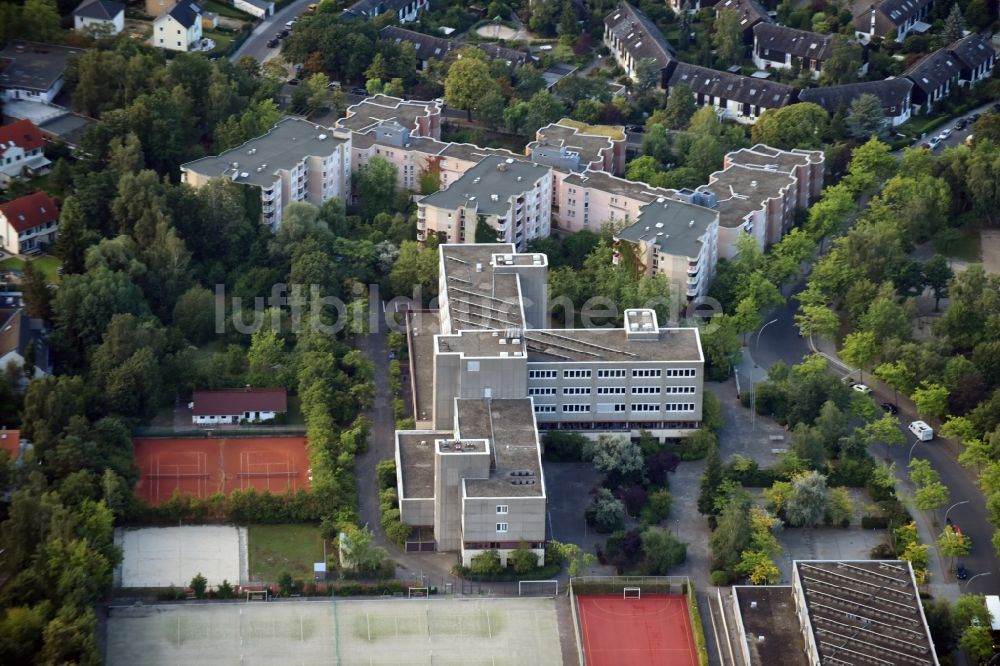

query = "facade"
[0, 191, 59, 255]
[715, 0, 772, 43]
[396, 243, 705, 562]
[949, 32, 997, 86]
[557, 170, 674, 234]
[0, 41, 85, 104]
[798, 78, 913, 126]
[233, 0, 273, 17]
[528, 119, 627, 177]
[152, 0, 204, 52]
[662, 61, 795, 124]
[180, 117, 352, 229]
[73, 0, 125, 34]
[604, 1, 676, 79]
[343, 0, 428, 23]
[417, 156, 552, 250]
[0, 119, 50, 187]
[904, 48, 962, 115]
[752, 24, 833, 78]
[190, 388, 287, 424]
[0, 309, 50, 379]
[853, 0, 931, 43]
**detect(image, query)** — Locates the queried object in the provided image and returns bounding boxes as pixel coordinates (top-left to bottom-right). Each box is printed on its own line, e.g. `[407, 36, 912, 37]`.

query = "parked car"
[909, 420, 934, 441]
[287, 78, 300, 86]
[993, 102, 1000, 112]
[626, 124, 645, 133]
[881, 402, 899, 415]
[351, 87, 369, 95]
[852, 383, 872, 394]
[928, 136, 941, 148]
[955, 119, 968, 130]
[285, 19, 296, 27]
[266, 38, 279, 48]
[956, 562, 968, 580]
[971, 113, 981, 122]
[940, 128, 953, 139]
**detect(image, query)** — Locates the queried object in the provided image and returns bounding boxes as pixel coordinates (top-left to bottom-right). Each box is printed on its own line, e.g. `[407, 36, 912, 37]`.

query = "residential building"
[152, 0, 203, 52]
[949, 32, 997, 85]
[0, 41, 85, 104]
[0, 119, 50, 187]
[380, 25, 453, 70]
[0, 428, 27, 462]
[528, 119, 627, 177]
[477, 43, 532, 68]
[73, 0, 125, 34]
[343, 0, 428, 23]
[614, 197, 720, 302]
[190, 388, 287, 424]
[145, 0, 171, 16]
[557, 169, 675, 233]
[715, 0, 772, 43]
[904, 48, 961, 114]
[752, 24, 833, 78]
[668, 0, 718, 12]
[0, 309, 51, 379]
[417, 156, 552, 250]
[396, 243, 705, 562]
[662, 61, 795, 124]
[604, 1, 676, 79]
[0, 191, 59, 255]
[853, 0, 931, 43]
[338, 94, 442, 139]
[180, 117, 352, 229]
[798, 78, 913, 125]
[233, 0, 273, 17]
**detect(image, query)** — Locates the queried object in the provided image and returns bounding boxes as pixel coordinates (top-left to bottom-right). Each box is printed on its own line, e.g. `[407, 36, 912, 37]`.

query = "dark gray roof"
[38, 111, 94, 148]
[0, 41, 85, 94]
[420, 156, 550, 216]
[73, 0, 124, 20]
[904, 48, 961, 94]
[875, 0, 931, 24]
[948, 32, 996, 72]
[604, 1, 676, 68]
[166, 0, 201, 28]
[798, 78, 912, 115]
[616, 198, 718, 259]
[0, 309, 50, 373]
[380, 26, 453, 62]
[343, 0, 409, 18]
[716, 0, 772, 31]
[665, 62, 794, 108]
[478, 43, 531, 67]
[753, 24, 832, 61]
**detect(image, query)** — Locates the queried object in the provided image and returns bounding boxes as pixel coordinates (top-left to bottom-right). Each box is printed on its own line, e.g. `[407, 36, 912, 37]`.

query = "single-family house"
[853, 0, 931, 43]
[0, 191, 59, 255]
[662, 61, 794, 124]
[0, 41, 85, 104]
[0, 120, 50, 187]
[73, 0, 125, 34]
[904, 48, 961, 114]
[604, 2, 676, 80]
[380, 26, 453, 70]
[715, 0, 772, 44]
[752, 24, 833, 78]
[0, 309, 51, 379]
[798, 78, 913, 125]
[190, 388, 288, 424]
[948, 32, 997, 86]
[153, 0, 204, 52]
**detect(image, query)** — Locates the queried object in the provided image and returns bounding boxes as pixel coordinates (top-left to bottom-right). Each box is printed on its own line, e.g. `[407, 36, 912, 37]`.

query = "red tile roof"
[192, 388, 288, 416]
[0, 429, 20, 459]
[0, 191, 59, 233]
[0, 119, 44, 153]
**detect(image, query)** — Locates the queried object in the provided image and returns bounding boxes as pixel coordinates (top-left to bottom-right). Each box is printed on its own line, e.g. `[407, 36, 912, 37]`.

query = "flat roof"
[556, 118, 626, 140]
[181, 117, 347, 188]
[795, 560, 937, 665]
[524, 327, 702, 362]
[0, 41, 84, 93]
[337, 95, 440, 134]
[529, 123, 615, 170]
[420, 156, 550, 216]
[617, 197, 718, 259]
[396, 431, 444, 498]
[727, 144, 823, 172]
[456, 399, 543, 498]
[407, 309, 440, 423]
[700, 164, 795, 228]
[733, 586, 809, 666]
[437, 329, 527, 358]
[562, 169, 673, 203]
[439, 141, 519, 164]
[440, 243, 528, 331]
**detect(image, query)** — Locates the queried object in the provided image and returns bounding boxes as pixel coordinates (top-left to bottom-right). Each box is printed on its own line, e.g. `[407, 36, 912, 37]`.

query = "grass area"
[0, 255, 62, 283]
[556, 118, 625, 140]
[205, 30, 236, 56]
[200, 0, 253, 20]
[248, 524, 325, 582]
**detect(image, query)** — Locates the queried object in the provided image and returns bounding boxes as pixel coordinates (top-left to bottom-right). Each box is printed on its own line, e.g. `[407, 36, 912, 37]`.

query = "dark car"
[956, 563, 969, 580]
[279, 29, 290, 38]
[971, 113, 981, 122]
[993, 102, 1000, 112]
[626, 124, 645, 133]
[956, 119, 968, 130]
[351, 87, 369, 95]
[287, 78, 300, 86]
[266, 38, 279, 48]
[881, 402, 899, 415]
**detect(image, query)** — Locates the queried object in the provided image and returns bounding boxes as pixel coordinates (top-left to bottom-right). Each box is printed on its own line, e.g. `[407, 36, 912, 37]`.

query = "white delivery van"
[909, 420, 934, 441]
[986, 595, 1000, 632]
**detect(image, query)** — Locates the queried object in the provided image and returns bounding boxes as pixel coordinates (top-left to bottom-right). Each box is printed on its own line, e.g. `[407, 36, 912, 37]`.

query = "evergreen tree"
[943, 3, 965, 44]
[698, 444, 723, 515]
[846, 94, 887, 139]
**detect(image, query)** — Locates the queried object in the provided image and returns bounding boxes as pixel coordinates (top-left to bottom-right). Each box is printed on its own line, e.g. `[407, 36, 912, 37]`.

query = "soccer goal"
[518, 580, 559, 597]
[408, 587, 430, 598]
[246, 589, 269, 602]
[623, 587, 642, 600]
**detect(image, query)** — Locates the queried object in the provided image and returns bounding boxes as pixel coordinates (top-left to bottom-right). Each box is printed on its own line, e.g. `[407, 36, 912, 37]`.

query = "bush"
[678, 429, 715, 461]
[640, 488, 672, 525]
[861, 515, 889, 529]
[646, 449, 679, 486]
[870, 542, 896, 559]
[640, 527, 687, 575]
[384, 519, 412, 545]
[542, 431, 589, 462]
[376, 459, 397, 491]
[601, 529, 643, 572]
[509, 542, 539, 574]
[469, 549, 504, 576]
[619, 485, 648, 516]
[709, 570, 732, 586]
[585, 489, 627, 533]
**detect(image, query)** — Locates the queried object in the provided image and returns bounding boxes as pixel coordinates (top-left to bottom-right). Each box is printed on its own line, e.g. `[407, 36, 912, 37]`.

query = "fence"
[133, 425, 307, 438]
[569, 575, 691, 597]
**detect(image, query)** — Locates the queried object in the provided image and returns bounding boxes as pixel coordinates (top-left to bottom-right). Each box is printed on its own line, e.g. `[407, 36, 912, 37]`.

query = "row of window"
[534, 403, 696, 414]
[529, 385, 697, 396]
[528, 368, 698, 380]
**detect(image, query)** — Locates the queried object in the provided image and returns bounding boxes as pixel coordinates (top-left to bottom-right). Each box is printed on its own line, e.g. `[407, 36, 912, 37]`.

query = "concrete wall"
[434, 445, 491, 552]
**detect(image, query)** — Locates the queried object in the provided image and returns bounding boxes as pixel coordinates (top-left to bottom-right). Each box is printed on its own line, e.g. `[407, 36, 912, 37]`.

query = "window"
[664, 403, 696, 412]
[466, 360, 480, 372]
[528, 387, 556, 396]
[597, 386, 626, 395]
[665, 368, 697, 378]
[597, 403, 626, 413]
[631, 403, 660, 412]
[664, 386, 697, 394]
[562, 404, 590, 413]
[529, 369, 557, 379]
[496, 505, 508, 514]
[632, 369, 661, 378]
[633, 386, 662, 395]
[563, 387, 591, 395]
[534, 404, 556, 413]
[563, 369, 592, 379]
[598, 369, 626, 378]
[496, 522, 508, 533]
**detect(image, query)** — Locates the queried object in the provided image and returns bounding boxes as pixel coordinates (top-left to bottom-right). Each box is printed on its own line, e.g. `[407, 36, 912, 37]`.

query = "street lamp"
[944, 500, 970, 526]
[750, 318, 779, 432]
[964, 571, 992, 590]
[908, 437, 921, 463]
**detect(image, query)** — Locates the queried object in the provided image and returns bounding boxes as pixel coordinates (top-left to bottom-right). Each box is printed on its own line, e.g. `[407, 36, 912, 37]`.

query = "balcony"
[417, 220, 426, 230]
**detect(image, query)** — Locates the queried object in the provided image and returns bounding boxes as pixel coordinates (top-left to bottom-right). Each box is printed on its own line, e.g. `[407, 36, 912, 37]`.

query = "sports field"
[133, 435, 310, 505]
[106, 597, 563, 665]
[577, 594, 697, 666]
[117, 525, 246, 588]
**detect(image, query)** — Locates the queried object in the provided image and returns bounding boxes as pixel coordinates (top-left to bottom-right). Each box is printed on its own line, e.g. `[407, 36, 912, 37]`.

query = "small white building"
[0, 120, 50, 187]
[0, 41, 86, 104]
[190, 388, 288, 425]
[0, 191, 59, 255]
[233, 0, 273, 18]
[153, 0, 203, 52]
[73, 0, 125, 35]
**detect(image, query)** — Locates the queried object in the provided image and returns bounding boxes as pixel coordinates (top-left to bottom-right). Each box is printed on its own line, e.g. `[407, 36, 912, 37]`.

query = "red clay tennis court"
[577, 594, 698, 666]
[133, 436, 310, 505]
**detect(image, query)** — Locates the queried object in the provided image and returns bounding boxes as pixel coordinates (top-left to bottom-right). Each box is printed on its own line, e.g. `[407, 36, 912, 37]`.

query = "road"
[906, 101, 1000, 152]
[229, 0, 315, 63]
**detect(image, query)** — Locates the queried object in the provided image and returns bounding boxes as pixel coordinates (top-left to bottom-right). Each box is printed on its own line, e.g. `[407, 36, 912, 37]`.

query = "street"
[229, 0, 316, 63]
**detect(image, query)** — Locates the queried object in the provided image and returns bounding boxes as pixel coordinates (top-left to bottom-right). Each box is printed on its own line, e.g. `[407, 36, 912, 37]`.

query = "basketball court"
[106, 597, 563, 665]
[133, 436, 310, 505]
[117, 525, 246, 588]
[576, 593, 698, 666]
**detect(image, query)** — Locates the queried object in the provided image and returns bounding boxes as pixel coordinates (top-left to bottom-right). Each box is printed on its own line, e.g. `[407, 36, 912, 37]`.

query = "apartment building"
[395, 243, 705, 562]
[337, 95, 442, 139]
[528, 119, 627, 177]
[752, 24, 834, 79]
[614, 196, 720, 303]
[180, 117, 351, 229]
[904, 48, 962, 115]
[417, 156, 552, 250]
[557, 169, 676, 233]
[798, 78, 914, 126]
[604, 1, 676, 79]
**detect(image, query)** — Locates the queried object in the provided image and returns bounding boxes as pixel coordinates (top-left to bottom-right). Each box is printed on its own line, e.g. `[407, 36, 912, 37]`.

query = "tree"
[477, 90, 506, 131]
[0, 604, 47, 664]
[664, 84, 696, 129]
[737, 549, 781, 584]
[388, 239, 439, 303]
[825, 486, 854, 526]
[523, 91, 565, 135]
[751, 104, 828, 149]
[972, 112, 1000, 144]
[942, 3, 965, 44]
[549, 540, 597, 576]
[20, 259, 52, 321]
[911, 382, 949, 420]
[340, 525, 388, 576]
[846, 94, 888, 140]
[712, 9, 743, 64]
[710, 499, 752, 574]
[172, 286, 217, 344]
[508, 542, 539, 573]
[822, 35, 863, 85]
[640, 527, 687, 574]
[55, 197, 99, 276]
[960, 625, 994, 663]
[469, 549, 504, 575]
[785, 471, 828, 527]
[585, 435, 644, 485]
[914, 481, 950, 511]
[840, 330, 879, 381]
[585, 488, 626, 533]
[795, 304, 839, 339]
[444, 56, 500, 121]
[190, 573, 207, 599]
[352, 156, 397, 219]
[937, 525, 971, 570]
[698, 444, 723, 515]
[634, 58, 661, 96]
[922, 256, 952, 311]
[21, 0, 61, 42]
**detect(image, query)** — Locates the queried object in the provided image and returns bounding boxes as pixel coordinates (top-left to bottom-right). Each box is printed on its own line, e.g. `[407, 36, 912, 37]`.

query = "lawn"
[0, 255, 62, 283]
[248, 524, 325, 582]
[200, 0, 253, 20]
[204, 30, 236, 57]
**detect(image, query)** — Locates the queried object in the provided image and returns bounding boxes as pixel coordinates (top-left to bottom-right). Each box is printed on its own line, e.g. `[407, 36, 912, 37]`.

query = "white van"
[909, 420, 934, 441]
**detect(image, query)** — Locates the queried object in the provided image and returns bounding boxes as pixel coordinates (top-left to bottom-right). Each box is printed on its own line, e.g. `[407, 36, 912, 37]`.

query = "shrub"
[384, 519, 411, 545]
[861, 515, 889, 529]
[678, 429, 715, 461]
[709, 570, 732, 586]
[542, 431, 589, 462]
[641, 527, 687, 575]
[190, 573, 207, 599]
[870, 542, 896, 559]
[602, 529, 643, 571]
[640, 488, 672, 525]
[376, 459, 397, 491]
[509, 542, 539, 574]
[646, 449, 679, 486]
[469, 549, 504, 576]
[619, 485, 648, 516]
[585, 488, 626, 533]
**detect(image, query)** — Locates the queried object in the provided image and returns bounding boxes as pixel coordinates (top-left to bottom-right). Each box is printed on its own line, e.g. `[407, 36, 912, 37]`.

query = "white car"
[927, 136, 941, 148]
[852, 383, 872, 394]
[285, 19, 296, 27]
[940, 128, 953, 139]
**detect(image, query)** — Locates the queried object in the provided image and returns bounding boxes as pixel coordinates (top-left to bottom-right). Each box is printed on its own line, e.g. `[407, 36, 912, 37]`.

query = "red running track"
[577, 594, 698, 666]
